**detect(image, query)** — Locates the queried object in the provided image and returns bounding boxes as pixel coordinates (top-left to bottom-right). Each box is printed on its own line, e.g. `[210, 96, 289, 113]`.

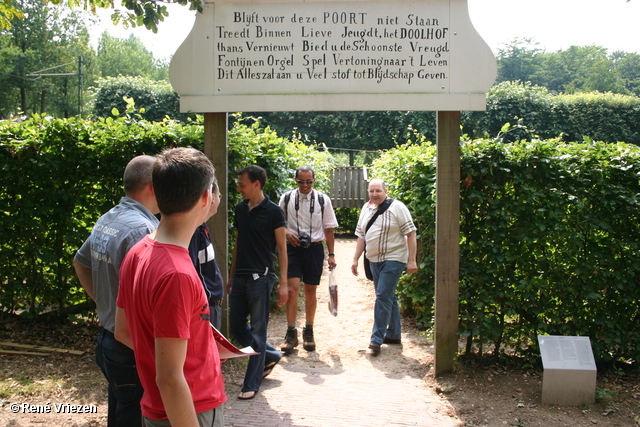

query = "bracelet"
[328, 253, 335, 256]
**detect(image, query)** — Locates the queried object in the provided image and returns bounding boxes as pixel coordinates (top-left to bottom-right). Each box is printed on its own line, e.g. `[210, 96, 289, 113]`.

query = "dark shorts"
[287, 243, 324, 285]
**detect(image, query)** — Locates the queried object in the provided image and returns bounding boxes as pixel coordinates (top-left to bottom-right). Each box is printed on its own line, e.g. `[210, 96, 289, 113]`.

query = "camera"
[298, 233, 311, 248]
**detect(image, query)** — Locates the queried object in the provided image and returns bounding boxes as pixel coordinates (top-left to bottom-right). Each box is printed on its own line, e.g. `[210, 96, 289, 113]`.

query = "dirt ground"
[0, 236, 638, 426]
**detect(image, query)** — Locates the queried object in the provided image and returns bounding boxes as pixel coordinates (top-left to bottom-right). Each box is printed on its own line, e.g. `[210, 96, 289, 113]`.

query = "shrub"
[370, 137, 640, 364]
[463, 82, 640, 146]
[0, 113, 330, 318]
[90, 76, 195, 122]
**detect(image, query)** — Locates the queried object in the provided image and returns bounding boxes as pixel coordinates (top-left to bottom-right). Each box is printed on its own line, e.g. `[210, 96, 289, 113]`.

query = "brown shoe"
[302, 327, 316, 351]
[280, 328, 298, 354]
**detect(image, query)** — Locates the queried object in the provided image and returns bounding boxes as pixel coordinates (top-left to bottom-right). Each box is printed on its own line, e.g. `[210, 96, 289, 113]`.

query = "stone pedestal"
[538, 335, 597, 406]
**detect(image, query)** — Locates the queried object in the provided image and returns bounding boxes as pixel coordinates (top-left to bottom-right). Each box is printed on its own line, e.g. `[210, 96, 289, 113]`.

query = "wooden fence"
[328, 166, 368, 208]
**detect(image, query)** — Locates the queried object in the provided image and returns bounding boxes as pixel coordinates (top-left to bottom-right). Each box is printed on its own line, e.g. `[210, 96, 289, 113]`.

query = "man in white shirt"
[351, 178, 417, 356]
[279, 166, 339, 354]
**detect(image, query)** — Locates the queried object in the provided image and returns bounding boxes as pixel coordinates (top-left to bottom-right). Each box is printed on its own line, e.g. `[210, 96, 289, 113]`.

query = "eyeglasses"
[296, 179, 314, 185]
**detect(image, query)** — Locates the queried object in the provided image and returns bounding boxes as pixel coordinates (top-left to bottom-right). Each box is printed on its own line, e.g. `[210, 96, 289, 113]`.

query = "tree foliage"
[239, 111, 436, 151]
[0, 0, 23, 30]
[463, 81, 640, 145]
[2, 0, 203, 33]
[496, 38, 640, 96]
[0, 1, 96, 118]
[90, 75, 190, 122]
[244, 82, 640, 151]
[95, 32, 165, 80]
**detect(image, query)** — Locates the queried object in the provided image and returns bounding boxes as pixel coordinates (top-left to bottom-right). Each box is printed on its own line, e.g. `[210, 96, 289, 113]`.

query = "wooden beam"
[203, 112, 230, 336]
[434, 111, 461, 376]
[0, 350, 48, 356]
[0, 342, 83, 355]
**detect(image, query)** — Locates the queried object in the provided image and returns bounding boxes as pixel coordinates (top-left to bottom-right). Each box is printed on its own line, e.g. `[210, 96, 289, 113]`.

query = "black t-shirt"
[233, 195, 286, 278]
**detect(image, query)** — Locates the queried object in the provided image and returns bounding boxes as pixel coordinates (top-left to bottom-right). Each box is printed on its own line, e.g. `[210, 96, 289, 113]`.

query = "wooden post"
[203, 112, 230, 336]
[434, 111, 461, 375]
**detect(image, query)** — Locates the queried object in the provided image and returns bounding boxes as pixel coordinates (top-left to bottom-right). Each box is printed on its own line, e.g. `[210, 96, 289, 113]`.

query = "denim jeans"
[210, 303, 222, 331]
[228, 275, 281, 393]
[96, 328, 143, 427]
[369, 260, 406, 345]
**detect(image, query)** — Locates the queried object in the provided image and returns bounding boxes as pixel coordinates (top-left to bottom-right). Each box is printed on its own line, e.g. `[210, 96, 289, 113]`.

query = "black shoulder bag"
[363, 198, 394, 280]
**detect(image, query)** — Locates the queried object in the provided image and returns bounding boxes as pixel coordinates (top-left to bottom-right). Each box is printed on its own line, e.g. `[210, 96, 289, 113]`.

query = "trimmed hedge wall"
[373, 138, 640, 365]
[464, 82, 640, 146]
[0, 114, 329, 318]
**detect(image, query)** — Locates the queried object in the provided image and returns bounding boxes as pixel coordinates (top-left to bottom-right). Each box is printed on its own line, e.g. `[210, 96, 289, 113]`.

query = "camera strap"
[295, 189, 315, 241]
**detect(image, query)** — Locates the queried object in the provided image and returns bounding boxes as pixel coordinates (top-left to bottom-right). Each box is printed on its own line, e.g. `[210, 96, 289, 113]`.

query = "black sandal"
[263, 361, 277, 378]
[238, 390, 256, 400]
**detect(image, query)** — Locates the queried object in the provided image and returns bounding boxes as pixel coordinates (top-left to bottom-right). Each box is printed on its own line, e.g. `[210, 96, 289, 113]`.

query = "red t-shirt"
[117, 236, 226, 420]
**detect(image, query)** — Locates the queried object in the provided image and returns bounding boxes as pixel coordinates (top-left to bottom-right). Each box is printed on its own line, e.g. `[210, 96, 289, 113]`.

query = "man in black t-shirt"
[226, 165, 288, 400]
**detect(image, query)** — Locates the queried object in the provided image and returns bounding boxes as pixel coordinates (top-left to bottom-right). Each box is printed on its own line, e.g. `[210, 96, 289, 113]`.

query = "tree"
[90, 75, 192, 122]
[535, 46, 620, 94]
[496, 38, 544, 85]
[0, 35, 21, 117]
[2, 0, 204, 33]
[581, 59, 626, 94]
[612, 51, 640, 96]
[495, 41, 635, 97]
[0, 0, 23, 29]
[95, 32, 165, 80]
[0, 0, 96, 118]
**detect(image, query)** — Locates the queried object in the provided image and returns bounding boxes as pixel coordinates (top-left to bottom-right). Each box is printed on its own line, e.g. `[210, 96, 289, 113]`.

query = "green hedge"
[90, 76, 195, 123]
[372, 137, 640, 365]
[464, 82, 640, 145]
[0, 113, 329, 318]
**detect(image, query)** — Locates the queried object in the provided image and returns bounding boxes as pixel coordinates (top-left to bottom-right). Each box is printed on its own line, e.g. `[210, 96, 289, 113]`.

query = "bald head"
[367, 178, 388, 206]
[368, 178, 386, 191]
[123, 155, 155, 197]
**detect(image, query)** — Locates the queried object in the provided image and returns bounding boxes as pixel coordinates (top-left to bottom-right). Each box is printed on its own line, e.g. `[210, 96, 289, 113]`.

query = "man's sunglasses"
[296, 179, 314, 185]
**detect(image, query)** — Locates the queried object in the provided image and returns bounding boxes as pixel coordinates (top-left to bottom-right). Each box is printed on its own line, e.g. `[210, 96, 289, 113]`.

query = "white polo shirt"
[355, 198, 416, 263]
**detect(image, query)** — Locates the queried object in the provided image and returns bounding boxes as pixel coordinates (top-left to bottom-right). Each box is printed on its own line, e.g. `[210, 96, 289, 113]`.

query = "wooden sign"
[170, 0, 496, 112]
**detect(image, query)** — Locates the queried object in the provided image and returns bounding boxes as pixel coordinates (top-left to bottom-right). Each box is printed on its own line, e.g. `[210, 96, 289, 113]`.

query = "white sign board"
[538, 335, 596, 371]
[537, 335, 597, 406]
[170, 0, 496, 112]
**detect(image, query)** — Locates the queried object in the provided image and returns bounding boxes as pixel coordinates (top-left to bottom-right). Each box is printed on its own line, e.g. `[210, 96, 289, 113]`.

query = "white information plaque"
[538, 335, 596, 371]
[537, 335, 597, 406]
[170, 0, 497, 112]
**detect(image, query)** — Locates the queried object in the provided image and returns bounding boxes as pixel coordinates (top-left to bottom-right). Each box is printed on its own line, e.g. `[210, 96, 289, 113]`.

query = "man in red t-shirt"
[115, 147, 226, 426]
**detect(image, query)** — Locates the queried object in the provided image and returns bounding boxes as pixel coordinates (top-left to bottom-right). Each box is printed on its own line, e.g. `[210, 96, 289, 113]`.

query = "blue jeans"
[369, 260, 406, 345]
[96, 328, 143, 427]
[228, 275, 281, 393]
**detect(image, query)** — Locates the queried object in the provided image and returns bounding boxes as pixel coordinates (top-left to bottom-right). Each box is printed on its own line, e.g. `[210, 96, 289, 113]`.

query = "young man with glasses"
[279, 165, 338, 354]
